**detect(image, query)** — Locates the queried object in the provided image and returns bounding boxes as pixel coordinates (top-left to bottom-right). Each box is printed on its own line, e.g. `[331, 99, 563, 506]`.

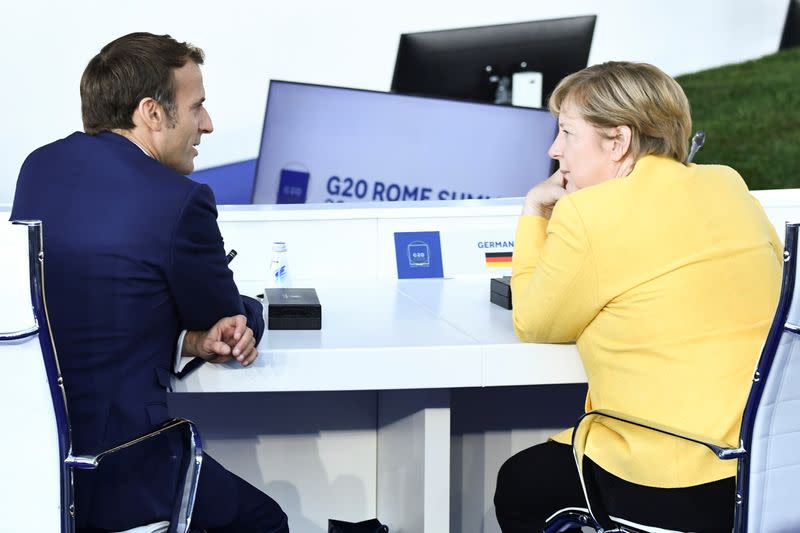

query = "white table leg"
[377, 389, 451, 533]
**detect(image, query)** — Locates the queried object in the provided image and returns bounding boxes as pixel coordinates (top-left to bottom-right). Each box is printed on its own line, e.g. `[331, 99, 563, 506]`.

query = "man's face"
[155, 61, 213, 175]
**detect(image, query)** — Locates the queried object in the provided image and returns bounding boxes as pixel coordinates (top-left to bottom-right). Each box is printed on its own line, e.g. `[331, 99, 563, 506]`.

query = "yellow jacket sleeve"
[511, 196, 601, 343]
[752, 196, 785, 261]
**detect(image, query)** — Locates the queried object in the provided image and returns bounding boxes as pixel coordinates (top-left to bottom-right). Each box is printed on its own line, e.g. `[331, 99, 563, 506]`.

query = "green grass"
[675, 47, 800, 190]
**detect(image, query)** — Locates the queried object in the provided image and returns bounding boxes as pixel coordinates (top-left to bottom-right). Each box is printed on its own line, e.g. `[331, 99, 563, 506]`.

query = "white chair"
[544, 221, 800, 533]
[0, 220, 203, 533]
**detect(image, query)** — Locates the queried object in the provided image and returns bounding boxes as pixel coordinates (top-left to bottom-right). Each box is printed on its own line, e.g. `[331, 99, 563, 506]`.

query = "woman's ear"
[610, 125, 632, 162]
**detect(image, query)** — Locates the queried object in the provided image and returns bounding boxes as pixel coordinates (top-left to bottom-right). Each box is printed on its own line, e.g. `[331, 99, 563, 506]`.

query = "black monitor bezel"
[391, 15, 596, 106]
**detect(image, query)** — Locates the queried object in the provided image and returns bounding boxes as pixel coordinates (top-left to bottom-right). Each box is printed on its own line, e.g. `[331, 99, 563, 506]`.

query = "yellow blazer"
[511, 155, 783, 488]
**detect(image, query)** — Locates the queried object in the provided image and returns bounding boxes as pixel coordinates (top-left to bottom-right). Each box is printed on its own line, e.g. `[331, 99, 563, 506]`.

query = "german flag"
[485, 251, 512, 268]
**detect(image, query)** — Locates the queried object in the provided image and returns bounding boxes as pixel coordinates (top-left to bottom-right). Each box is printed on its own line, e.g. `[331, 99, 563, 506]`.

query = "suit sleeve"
[167, 184, 265, 343]
[511, 196, 601, 343]
[241, 295, 265, 344]
[10, 151, 39, 221]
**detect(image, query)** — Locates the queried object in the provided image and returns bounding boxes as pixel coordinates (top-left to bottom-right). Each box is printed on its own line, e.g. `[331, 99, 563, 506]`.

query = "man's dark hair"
[80, 32, 204, 134]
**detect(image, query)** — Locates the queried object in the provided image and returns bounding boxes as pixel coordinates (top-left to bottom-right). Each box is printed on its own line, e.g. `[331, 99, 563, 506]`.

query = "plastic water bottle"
[268, 241, 291, 288]
[493, 76, 512, 105]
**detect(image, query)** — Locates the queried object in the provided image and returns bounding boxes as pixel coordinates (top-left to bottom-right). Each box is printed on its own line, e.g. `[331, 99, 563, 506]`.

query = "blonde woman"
[494, 62, 782, 532]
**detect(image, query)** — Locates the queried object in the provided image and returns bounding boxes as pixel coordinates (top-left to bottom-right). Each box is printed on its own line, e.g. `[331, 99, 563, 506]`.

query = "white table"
[172, 278, 584, 533]
[396, 278, 586, 386]
[173, 278, 584, 394]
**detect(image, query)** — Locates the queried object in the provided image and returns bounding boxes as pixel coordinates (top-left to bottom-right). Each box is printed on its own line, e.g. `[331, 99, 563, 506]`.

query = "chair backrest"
[737, 222, 800, 533]
[0, 220, 73, 532]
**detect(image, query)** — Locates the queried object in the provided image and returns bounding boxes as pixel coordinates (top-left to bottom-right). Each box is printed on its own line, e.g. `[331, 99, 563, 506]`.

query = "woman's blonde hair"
[549, 61, 692, 164]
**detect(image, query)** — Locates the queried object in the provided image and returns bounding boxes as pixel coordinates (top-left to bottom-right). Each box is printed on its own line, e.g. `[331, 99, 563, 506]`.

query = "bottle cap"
[272, 241, 287, 252]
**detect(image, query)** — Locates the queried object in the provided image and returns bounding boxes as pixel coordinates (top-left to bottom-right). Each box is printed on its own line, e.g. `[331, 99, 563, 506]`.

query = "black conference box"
[490, 276, 512, 309]
[265, 288, 322, 330]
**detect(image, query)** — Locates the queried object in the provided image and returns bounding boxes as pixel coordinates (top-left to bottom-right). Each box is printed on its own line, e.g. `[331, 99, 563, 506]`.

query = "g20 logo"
[407, 241, 430, 267]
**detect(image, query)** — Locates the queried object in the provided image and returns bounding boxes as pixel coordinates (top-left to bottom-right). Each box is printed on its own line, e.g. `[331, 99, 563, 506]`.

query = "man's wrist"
[182, 331, 202, 357]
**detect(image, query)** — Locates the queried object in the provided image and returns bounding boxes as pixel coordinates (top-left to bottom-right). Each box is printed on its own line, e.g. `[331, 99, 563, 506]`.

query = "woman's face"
[547, 100, 624, 193]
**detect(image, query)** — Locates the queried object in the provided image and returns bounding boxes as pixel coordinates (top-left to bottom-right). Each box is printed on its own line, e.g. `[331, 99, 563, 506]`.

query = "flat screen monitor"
[391, 15, 596, 106]
[252, 80, 557, 205]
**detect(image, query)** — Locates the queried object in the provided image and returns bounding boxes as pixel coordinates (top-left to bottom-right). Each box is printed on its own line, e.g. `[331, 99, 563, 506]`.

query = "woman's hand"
[522, 170, 567, 219]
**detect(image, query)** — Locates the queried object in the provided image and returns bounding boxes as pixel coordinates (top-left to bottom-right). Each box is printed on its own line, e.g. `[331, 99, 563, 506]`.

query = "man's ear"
[133, 97, 167, 132]
[610, 125, 632, 162]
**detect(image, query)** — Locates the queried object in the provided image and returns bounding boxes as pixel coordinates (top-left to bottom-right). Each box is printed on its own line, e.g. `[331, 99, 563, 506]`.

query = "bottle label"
[269, 255, 290, 288]
[274, 265, 288, 283]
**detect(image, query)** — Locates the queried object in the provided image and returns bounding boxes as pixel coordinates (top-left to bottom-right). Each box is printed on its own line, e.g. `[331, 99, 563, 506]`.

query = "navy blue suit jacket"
[11, 131, 264, 529]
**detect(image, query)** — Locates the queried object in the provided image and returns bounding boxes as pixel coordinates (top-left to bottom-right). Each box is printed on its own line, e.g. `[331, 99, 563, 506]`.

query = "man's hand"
[183, 315, 258, 366]
[522, 170, 567, 219]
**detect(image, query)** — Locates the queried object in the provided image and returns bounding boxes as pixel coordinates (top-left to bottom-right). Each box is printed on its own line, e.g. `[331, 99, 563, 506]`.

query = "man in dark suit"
[11, 32, 289, 533]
